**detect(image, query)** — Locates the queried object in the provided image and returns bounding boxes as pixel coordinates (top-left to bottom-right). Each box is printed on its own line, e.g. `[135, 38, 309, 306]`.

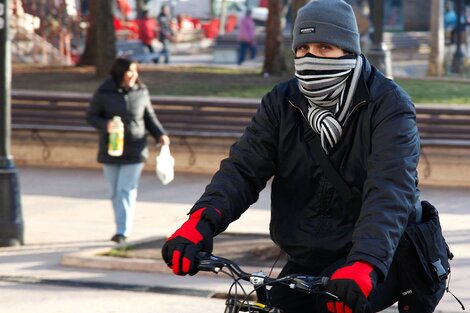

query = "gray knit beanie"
[292, 0, 361, 55]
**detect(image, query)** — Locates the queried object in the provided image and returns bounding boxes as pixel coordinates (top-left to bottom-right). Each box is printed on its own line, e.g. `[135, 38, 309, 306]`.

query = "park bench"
[10, 90, 259, 140]
[10, 90, 470, 148]
[415, 104, 470, 147]
[212, 34, 240, 64]
[116, 40, 160, 64]
[212, 33, 270, 64]
[382, 31, 430, 60]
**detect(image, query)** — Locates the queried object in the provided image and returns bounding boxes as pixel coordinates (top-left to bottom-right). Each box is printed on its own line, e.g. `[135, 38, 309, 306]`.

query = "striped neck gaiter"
[295, 54, 363, 154]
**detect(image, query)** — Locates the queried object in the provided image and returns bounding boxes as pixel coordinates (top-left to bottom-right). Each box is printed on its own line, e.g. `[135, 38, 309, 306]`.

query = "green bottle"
[108, 116, 124, 156]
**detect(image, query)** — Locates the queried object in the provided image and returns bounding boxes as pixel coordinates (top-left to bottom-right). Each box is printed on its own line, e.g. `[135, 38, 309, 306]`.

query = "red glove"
[161, 207, 221, 275]
[326, 261, 376, 313]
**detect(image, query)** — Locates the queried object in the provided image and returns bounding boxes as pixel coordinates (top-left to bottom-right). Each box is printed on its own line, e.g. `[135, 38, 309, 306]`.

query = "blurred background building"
[9, 0, 470, 69]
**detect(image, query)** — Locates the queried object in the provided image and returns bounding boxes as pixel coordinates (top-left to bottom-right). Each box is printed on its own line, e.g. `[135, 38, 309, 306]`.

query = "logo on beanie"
[300, 27, 315, 34]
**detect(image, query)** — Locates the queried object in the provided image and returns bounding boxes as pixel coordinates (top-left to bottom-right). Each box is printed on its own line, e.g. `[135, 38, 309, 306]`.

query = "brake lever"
[285, 275, 339, 301]
[196, 252, 226, 273]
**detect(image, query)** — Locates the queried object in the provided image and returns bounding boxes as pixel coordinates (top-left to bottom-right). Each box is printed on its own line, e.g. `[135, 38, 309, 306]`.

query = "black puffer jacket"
[192, 57, 420, 279]
[86, 78, 167, 164]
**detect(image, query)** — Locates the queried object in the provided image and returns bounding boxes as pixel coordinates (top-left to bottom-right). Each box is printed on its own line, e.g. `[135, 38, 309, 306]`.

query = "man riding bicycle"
[162, 1, 425, 312]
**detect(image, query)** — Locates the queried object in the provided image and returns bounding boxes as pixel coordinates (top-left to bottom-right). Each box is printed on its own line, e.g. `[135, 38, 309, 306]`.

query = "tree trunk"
[77, 0, 116, 78]
[290, 0, 309, 32]
[136, 0, 145, 19]
[218, 0, 228, 35]
[210, 0, 216, 18]
[281, 0, 309, 73]
[427, 0, 445, 76]
[263, 0, 284, 75]
[77, 22, 95, 66]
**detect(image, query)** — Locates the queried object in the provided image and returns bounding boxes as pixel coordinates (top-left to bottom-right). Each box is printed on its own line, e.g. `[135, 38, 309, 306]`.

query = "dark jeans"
[270, 258, 399, 313]
[238, 41, 256, 65]
[143, 43, 159, 63]
[158, 39, 171, 64]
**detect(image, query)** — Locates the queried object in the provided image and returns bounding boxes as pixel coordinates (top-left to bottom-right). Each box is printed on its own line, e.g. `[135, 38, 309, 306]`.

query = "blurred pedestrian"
[116, 0, 131, 22]
[138, 10, 159, 63]
[86, 58, 170, 244]
[237, 9, 256, 65]
[157, 4, 174, 64]
[444, 1, 457, 45]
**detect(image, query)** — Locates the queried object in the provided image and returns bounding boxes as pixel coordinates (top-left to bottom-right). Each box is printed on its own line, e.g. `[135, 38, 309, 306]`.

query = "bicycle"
[196, 252, 339, 313]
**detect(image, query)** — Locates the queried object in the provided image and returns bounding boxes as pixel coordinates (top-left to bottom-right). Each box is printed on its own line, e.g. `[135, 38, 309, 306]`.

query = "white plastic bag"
[156, 145, 175, 185]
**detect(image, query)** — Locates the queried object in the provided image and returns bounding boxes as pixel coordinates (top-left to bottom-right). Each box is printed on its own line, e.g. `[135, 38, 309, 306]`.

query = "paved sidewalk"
[0, 166, 468, 312]
[0, 166, 272, 310]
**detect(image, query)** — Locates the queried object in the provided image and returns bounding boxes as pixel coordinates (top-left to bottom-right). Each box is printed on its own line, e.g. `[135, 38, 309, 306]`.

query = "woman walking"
[87, 58, 170, 244]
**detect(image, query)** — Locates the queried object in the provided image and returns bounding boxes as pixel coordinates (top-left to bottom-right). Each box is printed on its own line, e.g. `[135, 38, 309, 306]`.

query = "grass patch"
[165, 65, 261, 75]
[396, 78, 470, 104]
[99, 245, 135, 258]
[11, 64, 470, 104]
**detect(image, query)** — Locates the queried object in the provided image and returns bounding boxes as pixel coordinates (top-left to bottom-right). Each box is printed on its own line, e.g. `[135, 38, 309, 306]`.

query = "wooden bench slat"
[418, 126, 470, 134]
[156, 110, 255, 118]
[165, 125, 246, 132]
[418, 117, 470, 126]
[13, 103, 89, 111]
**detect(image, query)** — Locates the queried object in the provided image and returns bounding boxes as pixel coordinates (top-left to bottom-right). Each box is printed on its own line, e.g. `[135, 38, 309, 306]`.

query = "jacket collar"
[353, 55, 372, 107]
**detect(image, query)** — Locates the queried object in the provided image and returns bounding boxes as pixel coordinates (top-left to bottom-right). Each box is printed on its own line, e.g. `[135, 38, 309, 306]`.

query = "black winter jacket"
[86, 78, 167, 164]
[192, 56, 420, 279]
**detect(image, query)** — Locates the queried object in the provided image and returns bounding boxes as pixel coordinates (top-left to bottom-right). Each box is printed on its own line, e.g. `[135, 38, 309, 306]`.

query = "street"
[0, 281, 226, 313]
[0, 166, 468, 313]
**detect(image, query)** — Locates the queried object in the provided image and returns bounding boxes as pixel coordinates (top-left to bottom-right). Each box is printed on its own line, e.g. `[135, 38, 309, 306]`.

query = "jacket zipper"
[288, 100, 308, 121]
[343, 100, 367, 126]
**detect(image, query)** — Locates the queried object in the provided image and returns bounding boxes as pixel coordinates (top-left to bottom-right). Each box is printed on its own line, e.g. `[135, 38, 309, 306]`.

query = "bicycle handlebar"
[196, 252, 338, 300]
